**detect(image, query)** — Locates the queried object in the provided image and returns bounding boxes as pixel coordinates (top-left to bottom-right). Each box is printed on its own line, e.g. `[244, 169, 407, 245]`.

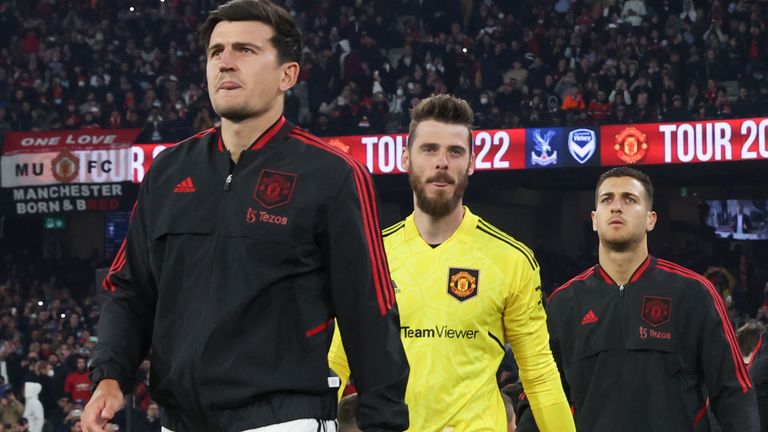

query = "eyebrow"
[207, 42, 263, 55]
[419, 142, 467, 150]
[600, 191, 640, 199]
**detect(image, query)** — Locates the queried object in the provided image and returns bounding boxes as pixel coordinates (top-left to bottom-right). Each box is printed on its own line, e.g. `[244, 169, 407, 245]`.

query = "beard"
[600, 228, 645, 252]
[410, 169, 469, 218]
[214, 102, 259, 122]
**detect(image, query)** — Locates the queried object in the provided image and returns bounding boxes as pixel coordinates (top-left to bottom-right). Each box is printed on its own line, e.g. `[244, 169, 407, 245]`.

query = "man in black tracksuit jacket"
[518, 167, 758, 431]
[83, 1, 408, 431]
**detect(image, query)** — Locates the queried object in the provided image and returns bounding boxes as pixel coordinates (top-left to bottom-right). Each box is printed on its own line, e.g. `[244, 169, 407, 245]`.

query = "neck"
[413, 199, 465, 245]
[598, 239, 649, 285]
[220, 103, 283, 162]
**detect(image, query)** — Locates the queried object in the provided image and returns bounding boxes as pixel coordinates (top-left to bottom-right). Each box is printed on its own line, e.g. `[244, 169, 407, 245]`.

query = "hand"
[82, 380, 124, 432]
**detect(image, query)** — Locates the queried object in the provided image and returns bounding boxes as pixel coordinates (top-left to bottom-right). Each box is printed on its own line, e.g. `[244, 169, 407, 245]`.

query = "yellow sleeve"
[503, 263, 575, 432]
[327, 322, 351, 401]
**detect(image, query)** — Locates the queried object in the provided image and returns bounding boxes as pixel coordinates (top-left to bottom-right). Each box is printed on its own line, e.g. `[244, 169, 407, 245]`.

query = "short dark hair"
[408, 94, 474, 150]
[199, 0, 303, 65]
[595, 167, 654, 208]
[737, 320, 764, 357]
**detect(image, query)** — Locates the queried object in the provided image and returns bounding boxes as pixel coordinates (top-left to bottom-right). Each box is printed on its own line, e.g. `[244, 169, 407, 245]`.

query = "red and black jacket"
[518, 256, 758, 432]
[91, 117, 409, 432]
[747, 334, 768, 431]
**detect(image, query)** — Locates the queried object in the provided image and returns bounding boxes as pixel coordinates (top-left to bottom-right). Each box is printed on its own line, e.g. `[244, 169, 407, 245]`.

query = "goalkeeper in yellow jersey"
[328, 94, 575, 432]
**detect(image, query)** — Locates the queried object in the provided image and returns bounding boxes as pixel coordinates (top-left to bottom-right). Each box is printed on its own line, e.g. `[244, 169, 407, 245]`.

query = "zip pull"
[619, 284, 625, 297]
[224, 174, 233, 191]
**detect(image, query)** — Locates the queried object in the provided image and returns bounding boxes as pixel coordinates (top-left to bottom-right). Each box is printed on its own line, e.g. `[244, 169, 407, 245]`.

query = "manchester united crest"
[253, 169, 297, 208]
[447, 268, 479, 302]
[614, 127, 648, 164]
[641, 296, 671, 327]
[51, 151, 79, 183]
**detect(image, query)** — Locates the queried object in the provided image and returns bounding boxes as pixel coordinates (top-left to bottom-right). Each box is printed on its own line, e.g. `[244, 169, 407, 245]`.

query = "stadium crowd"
[2, 0, 768, 430]
[0, 249, 160, 432]
[2, 0, 768, 141]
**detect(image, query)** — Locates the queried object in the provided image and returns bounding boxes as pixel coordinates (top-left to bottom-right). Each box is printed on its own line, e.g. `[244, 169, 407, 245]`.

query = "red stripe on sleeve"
[693, 399, 710, 428]
[289, 130, 394, 315]
[656, 260, 752, 392]
[102, 201, 139, 292]
[548, 267, 595, 302]
[102, 240, 126, 292]
[305, 318, 334, 338]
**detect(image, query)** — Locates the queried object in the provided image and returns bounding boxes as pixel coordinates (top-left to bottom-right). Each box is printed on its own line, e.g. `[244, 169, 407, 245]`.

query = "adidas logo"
[173, 177, 196, 193]
[580, 310, 599, 325]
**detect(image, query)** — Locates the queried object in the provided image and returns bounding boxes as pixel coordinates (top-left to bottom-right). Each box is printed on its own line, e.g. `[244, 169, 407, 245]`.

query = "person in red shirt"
[587, 90, 612, 122]
[64, 356, 92, 404]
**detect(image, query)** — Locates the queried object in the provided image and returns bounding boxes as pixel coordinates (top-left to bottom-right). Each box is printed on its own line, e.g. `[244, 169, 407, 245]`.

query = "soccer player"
[83, 1, 408, 431]
[518, 167, 759, 431]
[328, 94, 575, 431]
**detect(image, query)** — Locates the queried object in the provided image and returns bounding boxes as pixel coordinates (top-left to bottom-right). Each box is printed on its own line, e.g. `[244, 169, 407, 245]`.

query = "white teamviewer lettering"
[361, 136, 407, 174]
[400, 325, 479, 339]
[660, 123, 733, 163]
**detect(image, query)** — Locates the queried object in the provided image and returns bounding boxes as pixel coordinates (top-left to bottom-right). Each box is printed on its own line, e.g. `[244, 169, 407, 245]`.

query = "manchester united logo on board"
[614, 127, 648, 164]
[447, 268, 479, 302]
[51, 151, 79, 183]
[253, 169, 297, 209]
[641, 296, 671, 327]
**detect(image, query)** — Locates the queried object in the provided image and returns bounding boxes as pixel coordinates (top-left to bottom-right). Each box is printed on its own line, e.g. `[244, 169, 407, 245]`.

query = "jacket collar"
[595, 255, 655, 285]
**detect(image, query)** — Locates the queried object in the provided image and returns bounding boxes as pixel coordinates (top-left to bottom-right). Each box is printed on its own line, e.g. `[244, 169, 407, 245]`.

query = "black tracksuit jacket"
[90, 117, 409, 431]
[747, 334, 768, 431]
[518, 256, 758, 431]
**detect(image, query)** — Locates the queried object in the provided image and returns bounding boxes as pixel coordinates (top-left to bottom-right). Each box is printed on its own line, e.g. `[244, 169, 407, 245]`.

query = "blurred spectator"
[63, 357, 90, 405]
[133, 402, 160, 432]
[49, 396, 73, 431]
[622, 0, 646, 27]
[737, 320, 768, 430]
[587, 90, 611, 122]
[664, 95, 689, 121]
[0, 0, 764, 136]
[0, 392, 23, 427]
[22, 382, 43, 432]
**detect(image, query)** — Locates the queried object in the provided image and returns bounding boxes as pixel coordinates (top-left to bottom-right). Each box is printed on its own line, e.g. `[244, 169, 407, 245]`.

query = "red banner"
[3, 129, 141, 155]
[324, 128, 526, 175]
[601, 118, 768, 166]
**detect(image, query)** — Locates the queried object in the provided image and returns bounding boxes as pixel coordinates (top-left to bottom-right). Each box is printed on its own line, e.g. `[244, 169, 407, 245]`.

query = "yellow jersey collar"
[403, 206, 479, 246]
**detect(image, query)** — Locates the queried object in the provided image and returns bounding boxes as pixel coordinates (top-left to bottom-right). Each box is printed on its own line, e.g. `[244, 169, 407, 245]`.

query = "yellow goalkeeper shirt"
[328, 207, 574, 432]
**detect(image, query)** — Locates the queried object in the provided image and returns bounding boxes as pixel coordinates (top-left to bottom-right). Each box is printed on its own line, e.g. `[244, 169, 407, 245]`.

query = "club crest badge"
[614, 127, 648, 164]
[447, 268, 479, 302]
[530, 129, 558, 166]
[51, 151, 79, 183]
[253, 169, 297, 208]
[568, 128, 596, 164]
[641, 296, 671, 327]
